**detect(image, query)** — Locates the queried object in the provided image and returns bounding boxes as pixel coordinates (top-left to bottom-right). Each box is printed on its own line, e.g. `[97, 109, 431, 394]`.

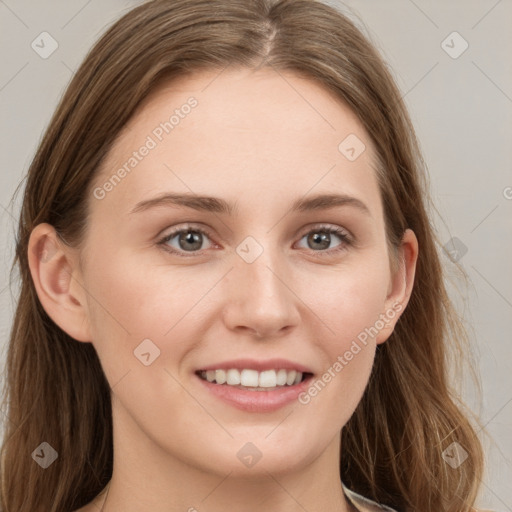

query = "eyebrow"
[129, 192, 371, 217]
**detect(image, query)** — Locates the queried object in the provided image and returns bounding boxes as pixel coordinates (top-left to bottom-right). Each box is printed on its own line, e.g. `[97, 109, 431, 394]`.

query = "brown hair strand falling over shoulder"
[1, 1, 484, 511]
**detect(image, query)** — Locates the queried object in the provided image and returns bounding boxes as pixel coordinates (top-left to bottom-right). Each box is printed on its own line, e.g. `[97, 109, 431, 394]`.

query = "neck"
[94, 401, 353, 512]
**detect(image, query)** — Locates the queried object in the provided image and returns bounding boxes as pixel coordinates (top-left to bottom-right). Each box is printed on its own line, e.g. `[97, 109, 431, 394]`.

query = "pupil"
[310, 232, 330, 250]
[180, 230, 202, 251]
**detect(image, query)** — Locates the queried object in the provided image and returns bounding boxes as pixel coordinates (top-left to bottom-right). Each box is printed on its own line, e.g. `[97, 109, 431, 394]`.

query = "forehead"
[91, 67, 382, 220]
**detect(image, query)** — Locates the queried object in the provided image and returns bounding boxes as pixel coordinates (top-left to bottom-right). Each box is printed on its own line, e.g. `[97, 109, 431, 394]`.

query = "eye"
[157, 223, 353, 258]
[295, 225, 352, 256]
[158, 225, 214, 257]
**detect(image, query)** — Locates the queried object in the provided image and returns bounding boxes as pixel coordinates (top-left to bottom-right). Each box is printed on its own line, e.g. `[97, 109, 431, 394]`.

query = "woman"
[0, 0, 486, 510]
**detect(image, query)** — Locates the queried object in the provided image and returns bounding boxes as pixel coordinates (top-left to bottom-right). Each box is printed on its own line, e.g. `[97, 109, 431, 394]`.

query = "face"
[60, 67, 412, 476]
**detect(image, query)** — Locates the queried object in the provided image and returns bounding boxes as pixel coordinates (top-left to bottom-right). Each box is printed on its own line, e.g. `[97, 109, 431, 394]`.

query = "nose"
[221, 247, 301, 339]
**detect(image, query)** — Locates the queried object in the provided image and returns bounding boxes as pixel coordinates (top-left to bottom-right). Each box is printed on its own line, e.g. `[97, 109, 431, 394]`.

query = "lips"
[194, 358, 315, 412]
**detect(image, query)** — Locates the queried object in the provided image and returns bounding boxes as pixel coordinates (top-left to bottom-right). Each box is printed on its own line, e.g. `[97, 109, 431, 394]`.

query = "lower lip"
[195, 373, 314, 413]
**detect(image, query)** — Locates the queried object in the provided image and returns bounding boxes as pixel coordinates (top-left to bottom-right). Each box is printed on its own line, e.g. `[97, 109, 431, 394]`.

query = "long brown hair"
[1, 0, 485, 510]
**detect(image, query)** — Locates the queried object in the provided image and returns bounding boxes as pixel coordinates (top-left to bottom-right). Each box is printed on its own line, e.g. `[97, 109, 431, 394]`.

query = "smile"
[194, 359, 315, 412]
[197, 368, 311, 390]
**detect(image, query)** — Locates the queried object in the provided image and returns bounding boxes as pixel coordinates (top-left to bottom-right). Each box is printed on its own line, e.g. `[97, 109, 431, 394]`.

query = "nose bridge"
[222, 234, 300, 336]
[237, 235, 289, 302]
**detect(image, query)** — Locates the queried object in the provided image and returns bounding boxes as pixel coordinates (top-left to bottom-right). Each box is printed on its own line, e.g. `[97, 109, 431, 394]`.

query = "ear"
[27, 223, 91, 342]
[375, 228, 418, 345]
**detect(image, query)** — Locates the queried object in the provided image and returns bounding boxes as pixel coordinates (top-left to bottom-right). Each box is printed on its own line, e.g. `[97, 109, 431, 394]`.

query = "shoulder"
[342, 483, 398, 512]
[342, 483, 497, 512]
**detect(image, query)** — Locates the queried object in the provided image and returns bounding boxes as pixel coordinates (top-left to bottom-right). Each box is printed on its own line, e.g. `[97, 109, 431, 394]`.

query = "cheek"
[295, 253, 390, 411]
[85, 240, 212, 331]
[305, 252, 391, 348]
[81, 249, 200, 382]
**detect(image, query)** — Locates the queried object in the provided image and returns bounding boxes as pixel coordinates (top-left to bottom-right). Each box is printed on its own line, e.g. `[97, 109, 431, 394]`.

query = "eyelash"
[157, 223, 353, 259]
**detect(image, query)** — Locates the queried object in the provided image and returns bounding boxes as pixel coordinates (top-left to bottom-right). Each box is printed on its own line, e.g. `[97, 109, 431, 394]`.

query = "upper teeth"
[200, 369, 303, 388]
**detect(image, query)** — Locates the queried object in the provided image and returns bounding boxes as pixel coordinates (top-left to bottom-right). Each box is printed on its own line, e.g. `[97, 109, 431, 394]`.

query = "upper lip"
[196, 358, 314, 374]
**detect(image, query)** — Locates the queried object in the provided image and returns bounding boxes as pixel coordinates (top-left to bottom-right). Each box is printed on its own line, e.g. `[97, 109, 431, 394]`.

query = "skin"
[28, 67, 418, 512]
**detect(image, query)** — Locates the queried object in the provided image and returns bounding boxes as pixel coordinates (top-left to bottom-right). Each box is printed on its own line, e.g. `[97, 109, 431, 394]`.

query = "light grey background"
[1, 0, 511, 509]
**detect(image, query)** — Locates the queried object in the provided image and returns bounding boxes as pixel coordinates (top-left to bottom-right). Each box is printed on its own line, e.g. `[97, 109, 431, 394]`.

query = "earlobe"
[27, 223, 91, 342]
[376, 228, 419, 345]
